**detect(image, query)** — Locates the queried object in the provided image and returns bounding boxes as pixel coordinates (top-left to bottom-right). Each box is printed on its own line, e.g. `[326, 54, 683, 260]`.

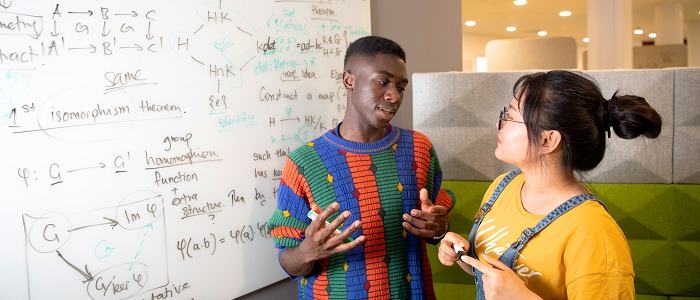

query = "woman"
[437, 70, 662, 300]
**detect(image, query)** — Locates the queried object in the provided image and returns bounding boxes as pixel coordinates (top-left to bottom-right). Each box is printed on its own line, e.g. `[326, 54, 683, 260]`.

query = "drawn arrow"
[281, 117, 300, 122]
[120, 44, 143, 51]
[145, 22, 153, 40]
[101, 21, 110, 37]
[57, 251, 94, 284]
[0, 0, 11, 10]
[67, 163, 105, 173]
[68, 45, 96, 53]
[68, 217, 119, 232]
[68, 10, 93, 16]
[115, 11, 137, 17]
[237, 26, 252, 36]
[51, 20, 59, 37]
[282, 134, 299, 142]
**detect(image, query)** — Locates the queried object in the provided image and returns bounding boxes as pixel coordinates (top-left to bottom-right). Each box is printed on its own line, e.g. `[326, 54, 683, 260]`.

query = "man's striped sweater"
[268, 124, 455, 300]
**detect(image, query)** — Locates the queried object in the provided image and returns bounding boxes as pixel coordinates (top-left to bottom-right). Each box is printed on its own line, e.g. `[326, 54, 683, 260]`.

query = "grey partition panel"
[414, 70, 674, 183]
[585, 70, 674, 183]
[673, 68, 700, 184]
[413, 71, 528, 181]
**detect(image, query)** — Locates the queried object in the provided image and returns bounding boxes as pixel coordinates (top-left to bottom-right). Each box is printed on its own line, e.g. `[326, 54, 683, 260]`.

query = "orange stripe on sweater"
[346, 153, 389, 299]
[413, 132, 432, 190]
[282, 157, 316, 206]
[270, 226, 304, 239]
[435, 189, 453, 211]
[312, 259, 329, 300]
[421, 242, 436, 300]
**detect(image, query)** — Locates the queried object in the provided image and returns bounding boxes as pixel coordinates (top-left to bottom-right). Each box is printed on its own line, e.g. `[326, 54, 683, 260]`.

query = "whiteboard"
[0, 0, 370, 299]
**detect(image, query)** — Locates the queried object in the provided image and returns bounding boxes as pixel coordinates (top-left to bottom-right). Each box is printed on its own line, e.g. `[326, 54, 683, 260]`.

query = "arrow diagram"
[67, 163, 105, 173]
[145, 22, 153, 40]
[56, 251, 94, 284]
[68, 217, 119, 232]
[282, 134, 299, 142]
[68, 10, 93, 16]
[51, 20, 59, 37]
[101, 21, 110, 37]
[115, 11, 137, 17]
[68, 45, 96, 53]
[281, 117, 300, 122]
[0, 0, 11, 10]
[120, 44, 143, 51]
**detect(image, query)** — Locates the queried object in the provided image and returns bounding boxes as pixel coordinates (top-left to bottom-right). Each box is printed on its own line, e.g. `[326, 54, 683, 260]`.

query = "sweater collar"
[323, 122, 400, 154]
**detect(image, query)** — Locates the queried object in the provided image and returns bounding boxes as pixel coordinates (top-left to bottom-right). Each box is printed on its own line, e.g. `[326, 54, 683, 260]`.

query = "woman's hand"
[438, 232, 468, 266]
[462, 254, 542, 300]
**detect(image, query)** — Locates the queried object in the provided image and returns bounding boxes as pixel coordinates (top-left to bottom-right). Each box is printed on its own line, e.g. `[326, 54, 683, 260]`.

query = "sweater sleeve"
[427, 141, 455, 214]
[267, 156, 313, 279]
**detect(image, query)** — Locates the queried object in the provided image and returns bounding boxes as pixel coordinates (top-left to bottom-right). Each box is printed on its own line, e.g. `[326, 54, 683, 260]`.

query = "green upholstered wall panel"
[432, 180, 700, 297]
[638, 296, 670, 300]
[433, 283, 478, 300]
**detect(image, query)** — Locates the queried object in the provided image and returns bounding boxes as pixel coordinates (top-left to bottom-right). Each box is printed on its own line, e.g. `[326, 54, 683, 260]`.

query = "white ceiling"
[462, 0, 700, 44]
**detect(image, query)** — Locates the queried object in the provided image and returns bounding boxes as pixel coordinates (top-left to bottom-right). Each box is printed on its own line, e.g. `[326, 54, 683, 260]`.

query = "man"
[268, 36, 454, 299]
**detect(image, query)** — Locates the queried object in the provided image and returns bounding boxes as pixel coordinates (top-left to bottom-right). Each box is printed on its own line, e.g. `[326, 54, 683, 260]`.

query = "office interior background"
[243, 0, 700, 299]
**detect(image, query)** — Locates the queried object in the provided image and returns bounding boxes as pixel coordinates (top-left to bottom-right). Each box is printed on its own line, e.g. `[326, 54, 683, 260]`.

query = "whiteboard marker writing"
[307, 210, 355, 243]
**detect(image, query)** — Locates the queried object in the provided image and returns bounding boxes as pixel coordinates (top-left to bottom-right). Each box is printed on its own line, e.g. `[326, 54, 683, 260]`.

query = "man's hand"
[299, 202, 365, 260]
[402, 188, 447, 240]
[280, 202, 365, 277]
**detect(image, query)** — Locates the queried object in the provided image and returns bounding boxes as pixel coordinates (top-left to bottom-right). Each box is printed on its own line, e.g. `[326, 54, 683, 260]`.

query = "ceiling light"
[583, 37, 589, 42]
[506, 27, 516, 32]
[538, 31, 547, 36]
[634, 29, 643, 34]
[559, 11, 572, 16]
[514, 0, 527, 5]
[465, 21, 476, 26]
[649, 33, 657, 38]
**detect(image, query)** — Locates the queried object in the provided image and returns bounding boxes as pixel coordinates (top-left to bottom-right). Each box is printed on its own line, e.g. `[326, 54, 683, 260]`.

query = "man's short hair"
[343, 36, 406, 70]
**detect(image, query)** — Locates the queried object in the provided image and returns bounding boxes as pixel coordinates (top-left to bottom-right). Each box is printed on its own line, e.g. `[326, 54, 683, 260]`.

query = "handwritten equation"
[1, 0, 370, 299]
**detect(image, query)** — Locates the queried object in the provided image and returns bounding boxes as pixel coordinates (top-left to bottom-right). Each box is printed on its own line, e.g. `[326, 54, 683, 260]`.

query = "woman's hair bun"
[606, 93, 662, 140]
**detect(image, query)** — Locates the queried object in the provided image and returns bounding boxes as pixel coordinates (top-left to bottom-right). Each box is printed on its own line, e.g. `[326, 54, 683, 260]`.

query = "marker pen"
[453, 244, 468, 262]
[307, 210, 355, 243]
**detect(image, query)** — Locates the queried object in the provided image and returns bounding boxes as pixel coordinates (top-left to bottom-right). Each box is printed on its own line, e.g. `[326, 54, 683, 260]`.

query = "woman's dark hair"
[514, 70, 662, 173]
[343, 36, 406, 70]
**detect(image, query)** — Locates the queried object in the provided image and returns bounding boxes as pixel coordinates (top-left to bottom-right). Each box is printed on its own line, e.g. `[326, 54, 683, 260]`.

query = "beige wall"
[462, 33, 501, 72]
[634, 44, 688, 69]
[372, 0, 463, 130]
[486, 37, 578, 71]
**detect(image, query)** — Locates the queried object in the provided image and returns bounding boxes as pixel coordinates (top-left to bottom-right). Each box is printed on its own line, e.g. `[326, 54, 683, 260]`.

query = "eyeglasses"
[498, 106, 524, 130]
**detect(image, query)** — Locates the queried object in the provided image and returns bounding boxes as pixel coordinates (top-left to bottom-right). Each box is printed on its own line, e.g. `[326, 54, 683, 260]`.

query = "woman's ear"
[343, 70, 354, 91]
[539, 130, 562, 155]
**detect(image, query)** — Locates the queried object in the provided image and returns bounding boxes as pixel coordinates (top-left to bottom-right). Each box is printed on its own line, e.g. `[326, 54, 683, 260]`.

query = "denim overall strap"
[497, 194, 608, 267]
[468, 175, 607, 300]
[467, 170, 521, 300]
[467, 170, 522, 258]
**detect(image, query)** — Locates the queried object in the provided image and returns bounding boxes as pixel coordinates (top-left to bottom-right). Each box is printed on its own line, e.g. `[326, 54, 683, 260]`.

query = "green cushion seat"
[429, 180, 700, 298]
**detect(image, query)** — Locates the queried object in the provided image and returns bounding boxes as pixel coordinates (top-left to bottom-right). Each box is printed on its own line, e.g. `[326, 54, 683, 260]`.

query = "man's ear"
[539, 130, 562, 155]
[343, 70, 354, 91]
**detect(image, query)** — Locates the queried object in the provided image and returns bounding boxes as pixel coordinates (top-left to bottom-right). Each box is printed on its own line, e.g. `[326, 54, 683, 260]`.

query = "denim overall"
[467, 171, 608, 300]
